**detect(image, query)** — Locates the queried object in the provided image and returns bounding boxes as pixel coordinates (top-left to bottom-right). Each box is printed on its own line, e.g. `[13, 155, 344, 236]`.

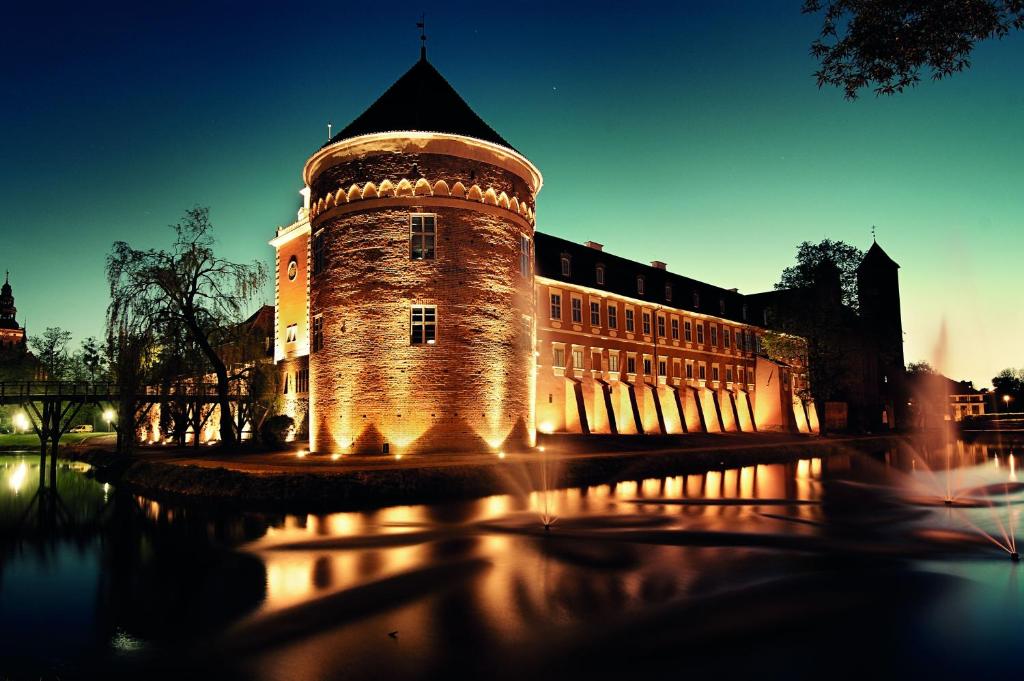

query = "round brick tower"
[303, 54, 542, 456]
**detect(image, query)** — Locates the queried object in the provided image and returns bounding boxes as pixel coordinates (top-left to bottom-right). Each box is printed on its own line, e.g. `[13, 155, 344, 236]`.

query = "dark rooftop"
[859, 241, 900, 270]
[534, 232, 757, 325]
[322, 55, 515, 151]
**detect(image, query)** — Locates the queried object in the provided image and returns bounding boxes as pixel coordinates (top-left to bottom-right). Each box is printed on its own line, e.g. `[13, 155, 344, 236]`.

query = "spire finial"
[417, 14, 426, 60]
[871, 225, 877, 243]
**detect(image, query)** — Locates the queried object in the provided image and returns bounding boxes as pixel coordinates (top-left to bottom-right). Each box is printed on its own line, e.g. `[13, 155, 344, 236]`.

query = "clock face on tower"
[287, 256, 298, 281]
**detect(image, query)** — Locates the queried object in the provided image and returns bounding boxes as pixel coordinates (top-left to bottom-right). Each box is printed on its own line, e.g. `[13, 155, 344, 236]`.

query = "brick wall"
[307, 151, 535, 455]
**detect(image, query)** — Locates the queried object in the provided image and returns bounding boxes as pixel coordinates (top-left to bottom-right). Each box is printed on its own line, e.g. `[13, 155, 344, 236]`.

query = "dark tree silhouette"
[776, 239, 864, 309]
[30, 327, 73, 380]
[804, 0, 1024, 99]
[106, 207, 266, 448]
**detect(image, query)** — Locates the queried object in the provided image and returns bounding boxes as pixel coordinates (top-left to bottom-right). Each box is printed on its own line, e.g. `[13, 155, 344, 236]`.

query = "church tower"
[0, 272, 27, 352]
[856, 240, 904, 428]
[279, 51, 542, 456]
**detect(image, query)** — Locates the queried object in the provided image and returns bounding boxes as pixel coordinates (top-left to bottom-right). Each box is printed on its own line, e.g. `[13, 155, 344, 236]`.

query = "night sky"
[2, 1, 1021, 387]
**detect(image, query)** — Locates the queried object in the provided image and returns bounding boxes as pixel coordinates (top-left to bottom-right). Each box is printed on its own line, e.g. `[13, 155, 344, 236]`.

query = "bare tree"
[804, 0, 1024, 99]
[106, 207, 267, 448]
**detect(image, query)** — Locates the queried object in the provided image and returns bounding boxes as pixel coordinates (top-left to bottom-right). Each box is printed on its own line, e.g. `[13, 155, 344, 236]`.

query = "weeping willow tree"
[106, 207, 267, 448]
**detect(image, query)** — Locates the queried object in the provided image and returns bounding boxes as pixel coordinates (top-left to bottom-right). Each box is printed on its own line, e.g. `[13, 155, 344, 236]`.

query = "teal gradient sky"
[1, 1, 1021, 387]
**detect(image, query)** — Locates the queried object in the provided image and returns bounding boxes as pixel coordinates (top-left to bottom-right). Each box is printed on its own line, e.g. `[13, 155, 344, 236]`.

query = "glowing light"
[497, 451, 506, 459]
[12, 412, 29, 433]
[103, 409, 116, 423]
[538, 422, 554, 434]
[8, 462, 27, 493]
[295, 449, 307, 458]
[394, 454, 404, 461]
[330, 453, 342, 461]
[537, 446, 546, 453]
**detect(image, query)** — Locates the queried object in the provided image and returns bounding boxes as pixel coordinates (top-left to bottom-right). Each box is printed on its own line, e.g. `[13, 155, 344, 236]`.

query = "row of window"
[548, 292, 757, 351]
[309, 214, 533, 278]
[559, 254, 749, 319]
[550, 344, 754, 384]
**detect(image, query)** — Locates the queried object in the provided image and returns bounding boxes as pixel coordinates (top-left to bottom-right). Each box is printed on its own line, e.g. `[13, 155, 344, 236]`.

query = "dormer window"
[560, 254, 571, 277]
[742, 303, 748, 321]
[665, 284, 672, 301]
[692, 291, 700, 309]
[595, 264, 605, 285]
[719, 298, 726, 315]
[636, 276, 645, 295]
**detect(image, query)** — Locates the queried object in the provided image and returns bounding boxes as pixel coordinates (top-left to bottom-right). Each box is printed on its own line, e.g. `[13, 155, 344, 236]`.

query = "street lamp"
[103, 409, 116, 432]
[12, 412, 29, 434]
[1004, 395, 1012, 413]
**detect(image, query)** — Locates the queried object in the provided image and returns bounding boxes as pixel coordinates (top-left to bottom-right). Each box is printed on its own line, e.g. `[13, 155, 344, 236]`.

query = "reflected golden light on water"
[705, 471, 721, 499]
[615, 480, 638, 499]
[740, 466, 755, 498]
[641, 478, 661, 497]
[1010, 454, 1017, 482]
[7, 462, 27, 494]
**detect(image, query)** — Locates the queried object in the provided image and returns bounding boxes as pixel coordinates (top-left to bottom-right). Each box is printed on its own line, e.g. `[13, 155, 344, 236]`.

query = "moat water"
[2, 438, 1023, 680]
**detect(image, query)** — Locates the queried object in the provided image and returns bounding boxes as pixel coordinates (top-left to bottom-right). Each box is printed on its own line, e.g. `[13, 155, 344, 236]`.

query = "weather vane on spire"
[417, 14, 427, 60]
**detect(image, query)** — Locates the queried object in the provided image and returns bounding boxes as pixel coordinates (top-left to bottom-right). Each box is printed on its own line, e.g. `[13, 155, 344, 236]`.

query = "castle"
[268, 51, 844, 456]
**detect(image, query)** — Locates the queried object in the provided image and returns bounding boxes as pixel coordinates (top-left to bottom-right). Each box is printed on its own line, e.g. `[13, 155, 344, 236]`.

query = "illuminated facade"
[0, 272, 27, 353]
[271, 53, 814, 456]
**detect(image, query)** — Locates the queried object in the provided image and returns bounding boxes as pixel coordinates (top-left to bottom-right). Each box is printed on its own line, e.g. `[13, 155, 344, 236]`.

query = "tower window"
[312, 314, 323, 352]
[312, 230, 325, 276]
[595, 264, 605, 285]
[607, 303, 618, 329]
[410, 305, 437, 344]
[520, 234, 531, 277]
[590, 301, 600, 326]
[550, 293, 561, 320]
[561, 254, 571, 276]
[410, 214, 436, 260]
[571, 298, 583, 324]
[286, 324, 297, 344]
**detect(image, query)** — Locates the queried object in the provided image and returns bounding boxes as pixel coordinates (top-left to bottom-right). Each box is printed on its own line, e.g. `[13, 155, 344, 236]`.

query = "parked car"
[69, 425, 94, 433]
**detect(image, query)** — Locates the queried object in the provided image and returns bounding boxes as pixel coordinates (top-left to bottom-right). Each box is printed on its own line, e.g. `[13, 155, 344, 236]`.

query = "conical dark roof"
[322, 55, 515, 151]
[859, 241, 900, 270]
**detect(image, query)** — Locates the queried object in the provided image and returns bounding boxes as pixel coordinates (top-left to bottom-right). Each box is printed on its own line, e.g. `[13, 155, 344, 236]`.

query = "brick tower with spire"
[0, 272, 27, 352]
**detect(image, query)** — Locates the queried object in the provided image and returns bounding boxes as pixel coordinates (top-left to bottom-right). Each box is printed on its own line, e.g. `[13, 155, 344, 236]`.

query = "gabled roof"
[321, 55, 515, 152]
[858, 241, 900, 271]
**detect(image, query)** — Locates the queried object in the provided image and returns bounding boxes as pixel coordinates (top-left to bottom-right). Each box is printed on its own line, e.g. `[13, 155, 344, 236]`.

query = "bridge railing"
[0, 381, 246, 400]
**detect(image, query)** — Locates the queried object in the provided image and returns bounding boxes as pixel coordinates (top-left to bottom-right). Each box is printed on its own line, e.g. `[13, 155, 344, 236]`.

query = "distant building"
[270, 52, 815, 456]
[748, 240, 905, 432]
[0, 272, 27, 353]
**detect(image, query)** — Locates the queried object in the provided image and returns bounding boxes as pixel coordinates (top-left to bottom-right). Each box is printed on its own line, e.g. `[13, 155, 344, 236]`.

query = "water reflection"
[1, 438, 1023, 680]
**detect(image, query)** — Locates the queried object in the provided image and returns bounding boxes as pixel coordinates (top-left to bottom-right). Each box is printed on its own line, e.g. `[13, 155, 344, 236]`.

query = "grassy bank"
[75, 435, 900, 513]
[0, 432, 114, 451]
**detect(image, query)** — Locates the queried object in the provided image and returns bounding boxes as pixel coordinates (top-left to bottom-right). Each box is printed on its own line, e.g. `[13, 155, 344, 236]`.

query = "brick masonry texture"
[308, 152, 535, 455]
[310, 153, 534, 212]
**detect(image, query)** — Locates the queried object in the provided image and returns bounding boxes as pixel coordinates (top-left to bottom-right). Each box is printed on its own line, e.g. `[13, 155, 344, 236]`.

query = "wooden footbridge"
[0, 381, 250, 490]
